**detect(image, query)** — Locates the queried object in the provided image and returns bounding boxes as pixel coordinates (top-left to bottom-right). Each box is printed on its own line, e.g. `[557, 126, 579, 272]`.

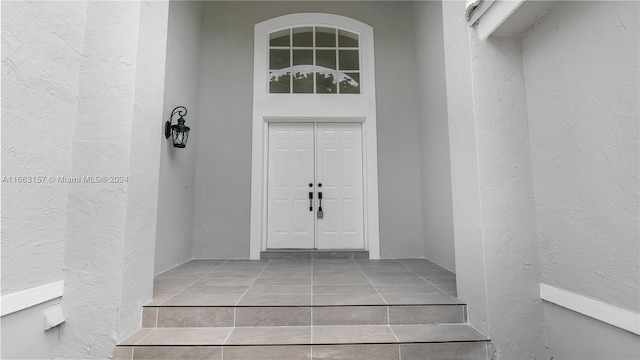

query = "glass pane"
[338, 30, 358, 47]
[316, 72, 337, 94]
[270, 29, 290, 47]
[293, 27, 313, 47]
[339, 50, 359, 71]
[316, 27, 336, 47]
[293, 71, 314, 93]
[269, 71, 290, 93]
[293, 49, 313, 66]
[270, 49, 290, 70]
[339, 72, 360, 94]
[316, 50, 336, 70]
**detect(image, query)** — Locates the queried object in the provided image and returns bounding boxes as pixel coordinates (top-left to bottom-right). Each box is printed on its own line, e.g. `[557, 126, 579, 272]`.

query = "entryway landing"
[115, 259, 490, 360]
[148, 258, 458, 307]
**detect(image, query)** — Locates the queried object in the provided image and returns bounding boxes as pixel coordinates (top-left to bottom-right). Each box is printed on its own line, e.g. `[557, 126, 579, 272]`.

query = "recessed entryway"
[267, 122, 364, 250]
[250, 13, 381, 259]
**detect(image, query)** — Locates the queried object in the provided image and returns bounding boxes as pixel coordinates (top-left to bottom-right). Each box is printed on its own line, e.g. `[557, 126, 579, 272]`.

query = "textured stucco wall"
[441, 1, 489, 337]
[442, 1, 545, 358]
[1, 2, 87, 358]
[523, 0, 640, 314]
[193, 1, 426, 259]
[413, 0, 456, 272]
[154, 0, 203, 274]
[1, 0, 86, 294]
[2, 2, 168, 358]
[522, 1, 640, 356]
[60, 3, 141, 356]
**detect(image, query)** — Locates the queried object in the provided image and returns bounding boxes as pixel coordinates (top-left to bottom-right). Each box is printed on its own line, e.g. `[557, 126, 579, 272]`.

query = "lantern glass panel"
[172, 128, 189, 148]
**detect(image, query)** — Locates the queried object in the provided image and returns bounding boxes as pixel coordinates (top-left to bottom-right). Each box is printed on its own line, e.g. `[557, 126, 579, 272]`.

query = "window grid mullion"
[313, 26, 316, 94]
[336, 29, 340, 94]
[289, 29, 293, 93]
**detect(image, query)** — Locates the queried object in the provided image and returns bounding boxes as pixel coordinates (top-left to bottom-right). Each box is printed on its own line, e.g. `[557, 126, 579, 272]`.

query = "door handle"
[308, 191, 313, 211]
[317, 191, 323, 219]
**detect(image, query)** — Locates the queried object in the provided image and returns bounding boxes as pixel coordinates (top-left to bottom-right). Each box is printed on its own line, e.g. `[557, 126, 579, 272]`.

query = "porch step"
[141, 304, 466, 328]
[115, 324, 489, 360]
[260, 249, 369, 260]
[114, 259, 490, 359]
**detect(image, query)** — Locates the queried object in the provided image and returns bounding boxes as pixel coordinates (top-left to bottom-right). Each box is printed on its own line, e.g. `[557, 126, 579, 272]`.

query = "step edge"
[116, 339, 491, 347]
[142, 303, 467, 308]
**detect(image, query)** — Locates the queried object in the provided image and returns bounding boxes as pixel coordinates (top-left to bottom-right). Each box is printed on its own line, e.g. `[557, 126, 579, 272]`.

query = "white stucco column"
[441, 2, 545, 359]
[60, 2, 168, 357]
[118, 0, 169, 341]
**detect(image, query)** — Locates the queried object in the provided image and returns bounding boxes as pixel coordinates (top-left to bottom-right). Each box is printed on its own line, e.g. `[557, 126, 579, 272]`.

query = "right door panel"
[316, 123, 364, 249]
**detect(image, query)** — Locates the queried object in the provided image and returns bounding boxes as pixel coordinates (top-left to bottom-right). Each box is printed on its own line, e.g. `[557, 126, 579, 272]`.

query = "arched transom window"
[269, 27, 361, 94]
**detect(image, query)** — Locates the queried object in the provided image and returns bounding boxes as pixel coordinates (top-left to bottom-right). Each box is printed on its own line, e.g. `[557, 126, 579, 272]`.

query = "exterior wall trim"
[1, 281, 64, 317]
[250, 13, 380, 259]
[540, 283, 640, 335]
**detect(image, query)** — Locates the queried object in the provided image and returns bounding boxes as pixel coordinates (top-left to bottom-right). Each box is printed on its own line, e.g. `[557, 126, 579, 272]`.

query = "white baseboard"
[540, 283, 640, 335]
[1, 281, 64, 317]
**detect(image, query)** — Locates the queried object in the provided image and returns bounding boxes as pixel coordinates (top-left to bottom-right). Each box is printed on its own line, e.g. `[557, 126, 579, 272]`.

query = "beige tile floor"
[150, 259, 458, 307]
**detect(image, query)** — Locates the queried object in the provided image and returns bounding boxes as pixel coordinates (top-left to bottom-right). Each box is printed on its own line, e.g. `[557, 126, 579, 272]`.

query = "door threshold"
[261, 249, 369, 260]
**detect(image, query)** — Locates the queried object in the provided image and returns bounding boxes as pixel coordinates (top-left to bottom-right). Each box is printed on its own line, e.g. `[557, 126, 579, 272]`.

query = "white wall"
[413, 0, 456, 272]
[1, 2, 168, 358]
[1, 2, 87, 357]
[522, 1, 640, 357]
[442, 1, 545, 358]
[543, 302, 640, 359]
[154, 1, 203, 275]
[1, 0, 85, 295]
[193, 1, 428, 259]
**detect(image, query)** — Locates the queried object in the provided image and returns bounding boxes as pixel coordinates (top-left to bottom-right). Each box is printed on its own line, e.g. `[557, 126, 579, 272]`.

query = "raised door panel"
[267, 123, 315, 248]
[316, 123, 364, 249]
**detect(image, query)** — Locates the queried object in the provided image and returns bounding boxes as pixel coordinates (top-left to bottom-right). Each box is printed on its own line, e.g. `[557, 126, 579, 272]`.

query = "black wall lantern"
[165, 106, 190, 148]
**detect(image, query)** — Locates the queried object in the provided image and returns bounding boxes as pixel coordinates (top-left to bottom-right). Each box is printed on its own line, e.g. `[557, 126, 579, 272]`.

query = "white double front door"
[267, 122, 364, 249]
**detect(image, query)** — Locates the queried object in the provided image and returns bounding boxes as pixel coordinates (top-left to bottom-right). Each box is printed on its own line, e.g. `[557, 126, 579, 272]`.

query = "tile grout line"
[132, 328, 154, 346]
[234, 259, 271, 306]
[366, 261, 405, 345]
[157, 260, 229, 306]
[388, 324, 401, 344]
[311, 258, 314, 359]
[387, 305, 390, 326]
[222, 325, 234, 347]
[395, 261, 457, 301]
[309, 256, 314, 344]
[354, 259, 388, 305]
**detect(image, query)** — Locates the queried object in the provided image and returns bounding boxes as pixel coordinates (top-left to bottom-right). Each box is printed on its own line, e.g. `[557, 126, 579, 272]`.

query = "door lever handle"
[317, 191, 323, 219]
[308, 191, 313, 211]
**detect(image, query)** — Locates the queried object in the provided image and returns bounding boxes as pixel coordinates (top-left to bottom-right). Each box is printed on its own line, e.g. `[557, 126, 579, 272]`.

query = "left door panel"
[267, 123, 315, 248]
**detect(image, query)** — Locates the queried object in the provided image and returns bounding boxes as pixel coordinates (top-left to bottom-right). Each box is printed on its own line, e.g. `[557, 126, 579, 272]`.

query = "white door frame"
[249, 13, 380, 259]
